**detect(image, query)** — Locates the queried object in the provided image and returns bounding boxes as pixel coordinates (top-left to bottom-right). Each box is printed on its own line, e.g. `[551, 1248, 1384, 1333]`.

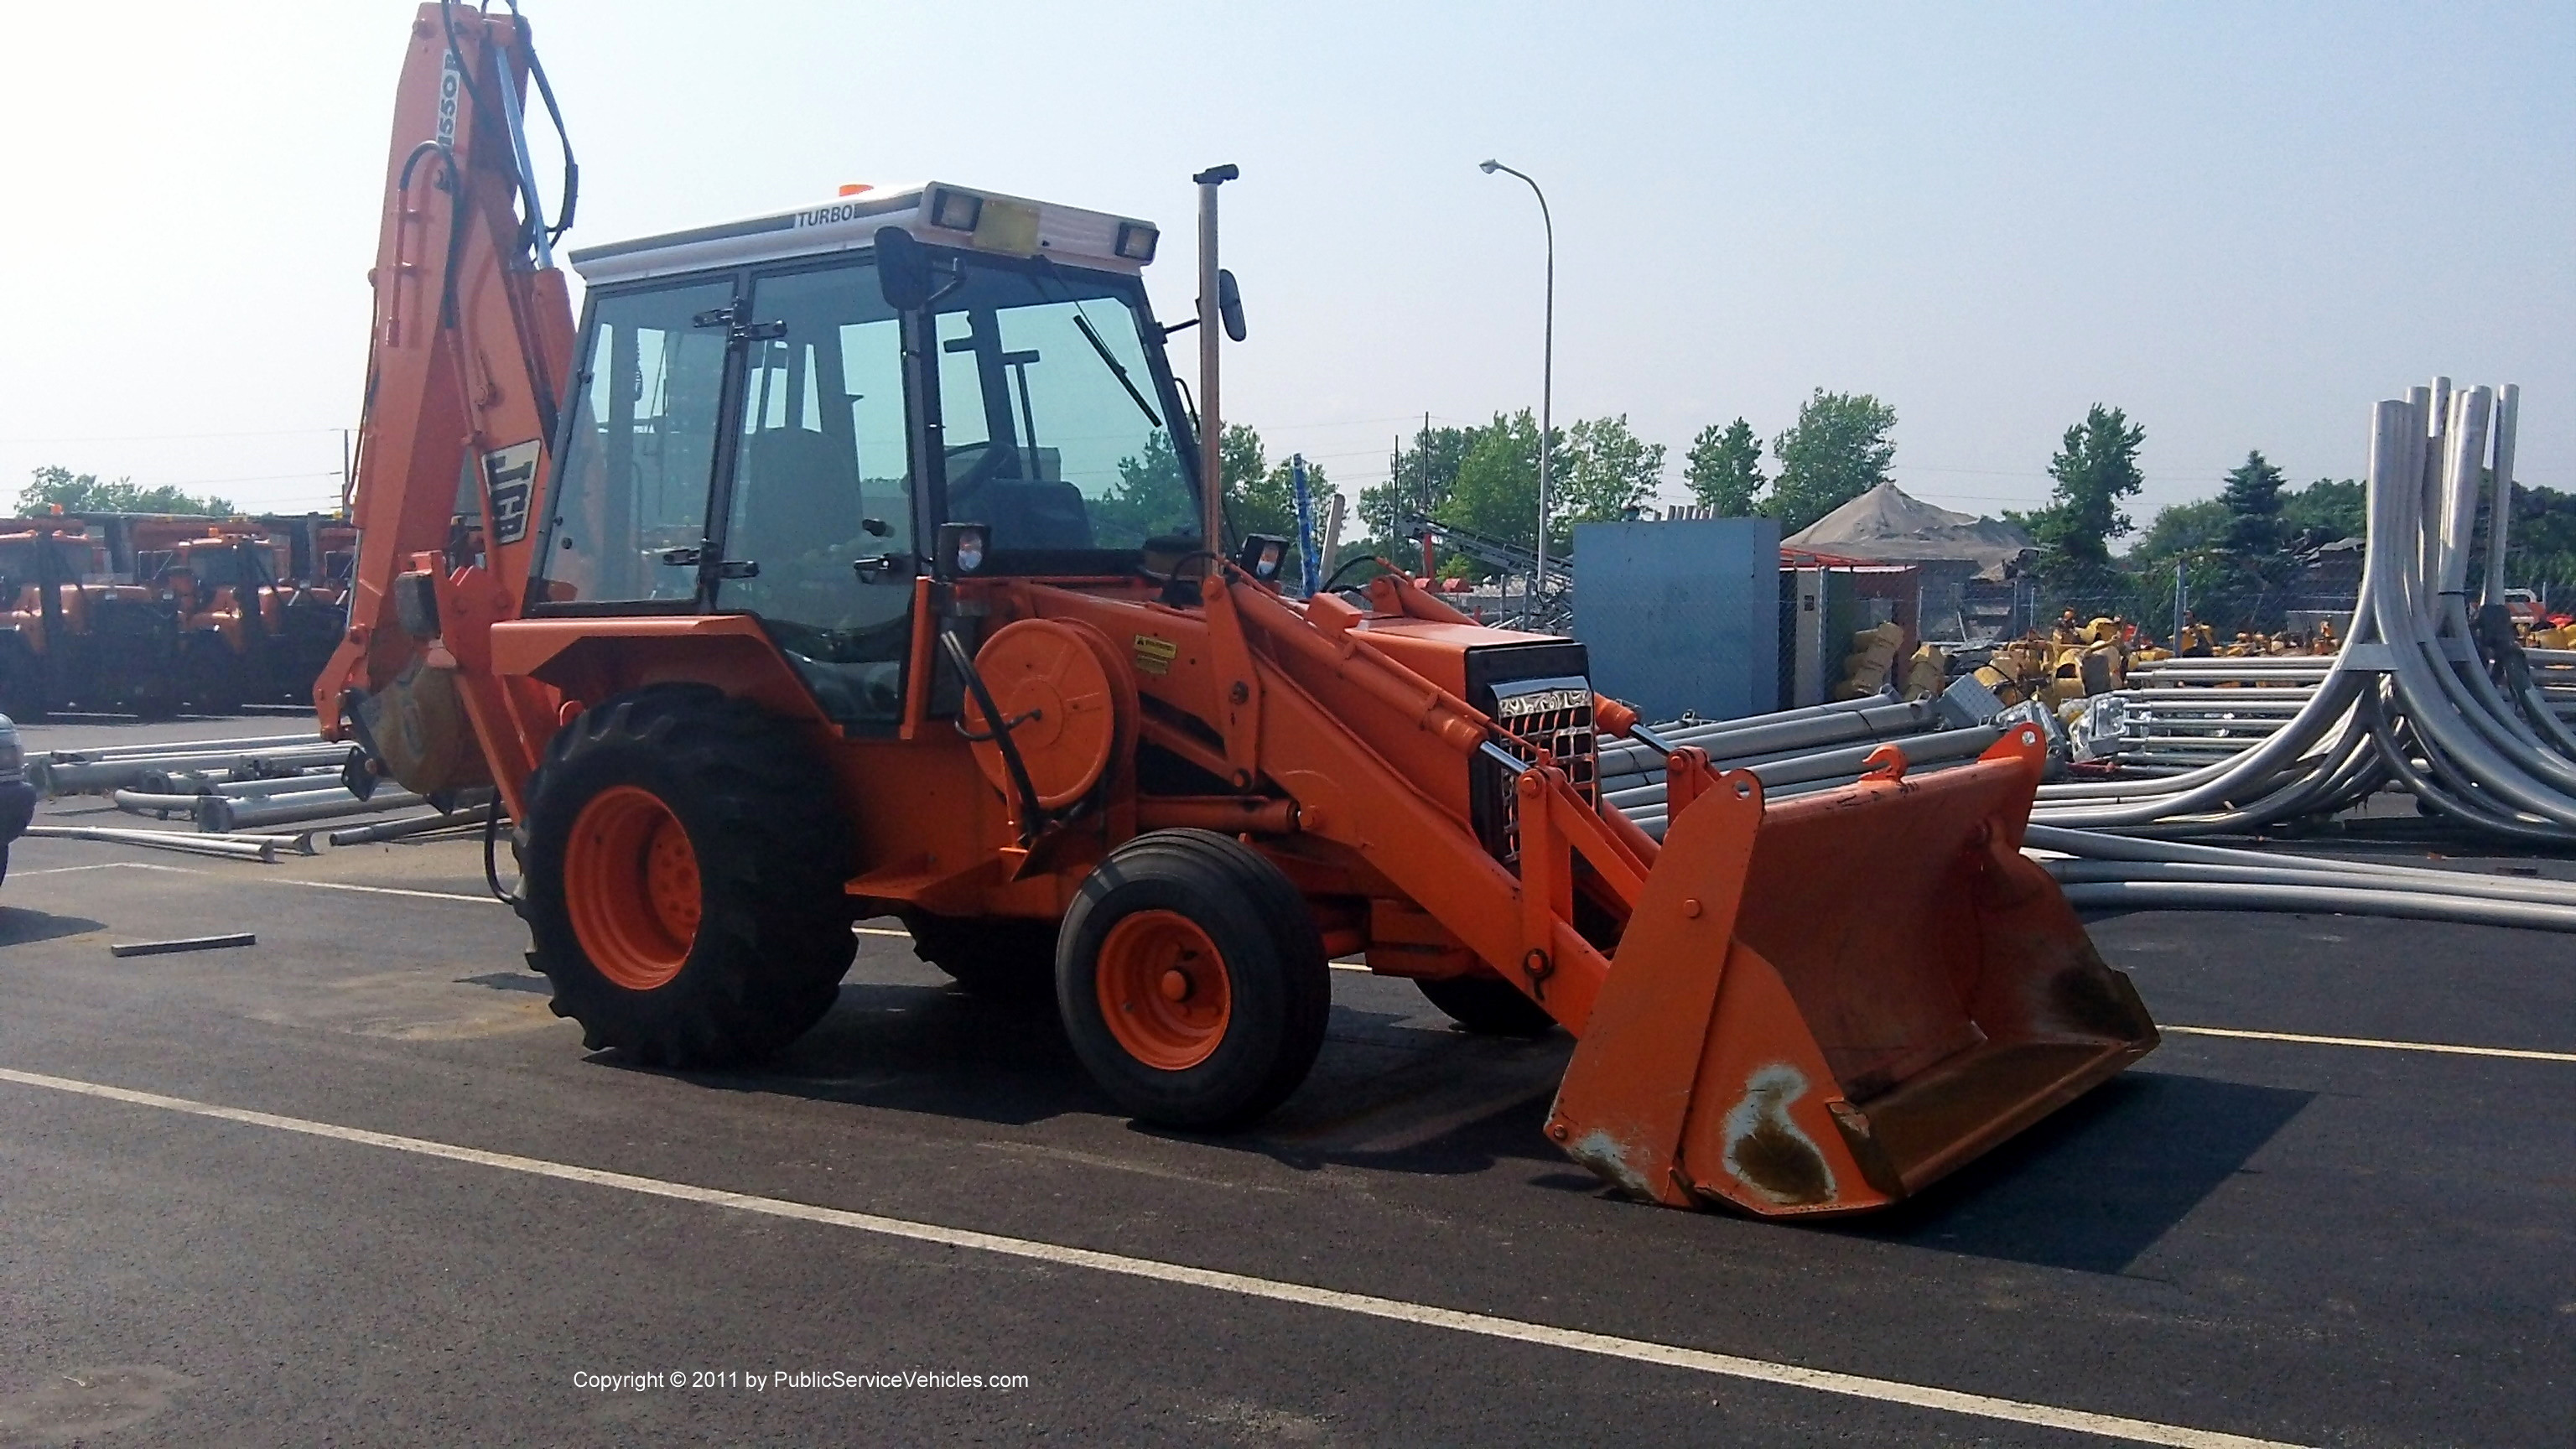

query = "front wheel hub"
[1097, 910, 1231, 1070]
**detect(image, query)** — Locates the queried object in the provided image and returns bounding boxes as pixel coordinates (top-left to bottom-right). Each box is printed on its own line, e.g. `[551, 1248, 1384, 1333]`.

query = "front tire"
[520, 685, 854, 1067]
[1057, 829, 1330, 1129]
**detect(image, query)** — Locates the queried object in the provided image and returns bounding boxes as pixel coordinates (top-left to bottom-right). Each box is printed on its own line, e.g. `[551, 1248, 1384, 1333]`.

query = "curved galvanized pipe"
[2044, 859, 2576, 910]
[2056, 879, 2576, 933]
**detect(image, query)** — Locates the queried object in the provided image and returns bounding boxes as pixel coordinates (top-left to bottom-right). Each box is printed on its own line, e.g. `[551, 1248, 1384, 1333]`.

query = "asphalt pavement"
[0, 715, 2569, 1446]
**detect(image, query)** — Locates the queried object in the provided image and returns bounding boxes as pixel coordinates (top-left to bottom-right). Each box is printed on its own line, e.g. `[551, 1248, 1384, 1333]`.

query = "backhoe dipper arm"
[317, 3, 575, 806]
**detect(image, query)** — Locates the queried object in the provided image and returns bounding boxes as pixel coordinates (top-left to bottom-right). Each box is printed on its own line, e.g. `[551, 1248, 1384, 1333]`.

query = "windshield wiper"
[1032, 255, 1161, 427]
[1072, 313, 1162, 427]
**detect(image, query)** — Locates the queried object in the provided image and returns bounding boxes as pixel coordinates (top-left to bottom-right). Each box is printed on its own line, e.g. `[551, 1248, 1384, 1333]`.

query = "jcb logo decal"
[483, 440, 539, 545]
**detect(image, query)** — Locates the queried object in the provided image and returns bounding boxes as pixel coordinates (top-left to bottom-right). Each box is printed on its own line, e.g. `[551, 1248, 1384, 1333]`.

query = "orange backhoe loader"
[320, 5, 2156, 1216]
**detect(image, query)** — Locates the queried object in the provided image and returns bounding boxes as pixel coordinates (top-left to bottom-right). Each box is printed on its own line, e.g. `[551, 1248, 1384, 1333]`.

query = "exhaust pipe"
[1192, 163, 1238, 555]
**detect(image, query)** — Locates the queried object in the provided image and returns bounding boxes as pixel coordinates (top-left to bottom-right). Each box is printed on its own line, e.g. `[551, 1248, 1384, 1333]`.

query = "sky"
[2, 1, 2568, 537]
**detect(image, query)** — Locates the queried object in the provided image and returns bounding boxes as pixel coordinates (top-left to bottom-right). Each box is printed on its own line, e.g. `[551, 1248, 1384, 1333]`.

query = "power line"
[54, 470, 347, 490]
[0, 426, 347, 445]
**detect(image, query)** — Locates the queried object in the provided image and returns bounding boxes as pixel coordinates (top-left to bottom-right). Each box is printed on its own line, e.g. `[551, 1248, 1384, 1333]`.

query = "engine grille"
[1467, 657, 1597, 860]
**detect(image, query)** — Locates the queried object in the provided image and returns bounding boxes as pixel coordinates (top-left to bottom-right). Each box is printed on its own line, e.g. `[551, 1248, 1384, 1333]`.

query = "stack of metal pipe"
[2111, 659, 2325, 771]
[2027, 823, 2576, 933]
[2028, 377, 2576, 847]
[1600, 685, 2002, 841]
[29, 735, 340, 797]
[30, 729, 492, 854]
[2517, 647, 2576, 724]
[1595, 380, 2576, 932]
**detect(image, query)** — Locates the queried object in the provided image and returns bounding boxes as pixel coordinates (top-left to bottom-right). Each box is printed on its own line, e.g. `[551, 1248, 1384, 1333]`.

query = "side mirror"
[876, 226, 932, 311]
[1217, 268, 1246, 342]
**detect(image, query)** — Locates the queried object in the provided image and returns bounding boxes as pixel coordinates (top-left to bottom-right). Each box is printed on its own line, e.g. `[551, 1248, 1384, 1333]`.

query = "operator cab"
[537, 183, 1200, 732]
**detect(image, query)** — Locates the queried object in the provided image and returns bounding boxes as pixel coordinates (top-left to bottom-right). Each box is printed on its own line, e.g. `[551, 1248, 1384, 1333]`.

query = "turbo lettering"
[793, 202, 878, 228]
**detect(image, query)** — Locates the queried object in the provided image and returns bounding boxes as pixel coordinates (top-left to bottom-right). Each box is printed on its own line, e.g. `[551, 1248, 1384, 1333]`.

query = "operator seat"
[969, 481, 1093, 549]
[946, 444, 1093, 550]
[731, 427, 866, 584]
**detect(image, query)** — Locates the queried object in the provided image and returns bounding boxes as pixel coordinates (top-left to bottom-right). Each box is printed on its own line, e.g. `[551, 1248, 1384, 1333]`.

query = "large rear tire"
[0, 636, 44, 723]
[1057, 829, 1330, 1129]
[176, 636, 242, 716]
[129, 682, 182, 722]
[520, 685, 854, 1067]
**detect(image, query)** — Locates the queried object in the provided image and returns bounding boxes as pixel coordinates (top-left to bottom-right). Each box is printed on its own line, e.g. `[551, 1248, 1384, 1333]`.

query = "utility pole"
[1420, 411, 1431, 521]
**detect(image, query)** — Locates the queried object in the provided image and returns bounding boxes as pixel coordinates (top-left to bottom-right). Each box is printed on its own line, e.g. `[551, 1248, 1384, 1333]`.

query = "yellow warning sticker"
[1133, 634, 1178, 677]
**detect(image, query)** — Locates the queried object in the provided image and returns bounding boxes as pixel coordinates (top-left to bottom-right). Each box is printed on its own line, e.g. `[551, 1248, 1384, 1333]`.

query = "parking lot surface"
[1, 717, 2569, 1446]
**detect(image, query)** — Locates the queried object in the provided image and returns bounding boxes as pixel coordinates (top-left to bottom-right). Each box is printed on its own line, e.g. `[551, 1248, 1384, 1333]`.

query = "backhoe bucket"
[1549, 724, 2157, 1216]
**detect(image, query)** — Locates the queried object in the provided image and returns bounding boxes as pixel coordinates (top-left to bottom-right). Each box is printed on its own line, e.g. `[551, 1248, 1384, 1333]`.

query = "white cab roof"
[567, 182, 1158, 287]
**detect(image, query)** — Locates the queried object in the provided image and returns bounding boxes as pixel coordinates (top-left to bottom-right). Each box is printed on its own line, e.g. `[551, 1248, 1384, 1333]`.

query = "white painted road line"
[261, 878, 502, 905]
[2163, 1024, 2576, 1063]
[10, 862, 189, 877]
[0, 1064, 2305, 1449]
[250, 874, 916, 939]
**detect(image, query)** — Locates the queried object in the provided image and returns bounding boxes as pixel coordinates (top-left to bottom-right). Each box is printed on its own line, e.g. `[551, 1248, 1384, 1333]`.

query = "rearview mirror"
[1217, 268, 1246, 342]
[876, 226, 932, 310]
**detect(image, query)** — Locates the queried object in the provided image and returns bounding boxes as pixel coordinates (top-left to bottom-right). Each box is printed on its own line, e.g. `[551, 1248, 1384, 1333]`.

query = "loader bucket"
[1548, 724, 2157, 1217]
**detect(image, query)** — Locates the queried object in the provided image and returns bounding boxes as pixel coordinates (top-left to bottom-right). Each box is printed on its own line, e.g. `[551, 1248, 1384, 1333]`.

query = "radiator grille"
[1478, 673, 1597, 859]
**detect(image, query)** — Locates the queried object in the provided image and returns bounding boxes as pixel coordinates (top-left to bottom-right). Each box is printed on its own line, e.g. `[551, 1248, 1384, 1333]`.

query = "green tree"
[18, 465, 235, 517]
[1441, 410, 1549, 567]
[1107, 425, 1337, 577]
[1683, 418, 1764, 515]
[2014, 404, 2145, 574]
[1235, 452, 1338, 580]
[2499, 483, 2576, 601]
[1556, 415, 1665, 529]
[2127, 496, 2232, 565]
[1429, 411, 1663, 574]
[1100, 430, 1191, 542]
[1359, 422, 1472, 548]
[2280, 477, 2364, 544]
[2220, 449, 2288, 558]
[1766, 390, 1897, 534]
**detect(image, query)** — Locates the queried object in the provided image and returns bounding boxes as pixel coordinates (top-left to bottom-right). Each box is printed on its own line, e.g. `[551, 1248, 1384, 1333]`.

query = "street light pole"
[1481, 159, 1552, 617]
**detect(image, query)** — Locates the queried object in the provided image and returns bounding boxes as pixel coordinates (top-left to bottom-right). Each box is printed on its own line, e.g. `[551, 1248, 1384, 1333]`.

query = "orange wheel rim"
[1095, 910, 1231, 1071]
[563, 785, 699, 991]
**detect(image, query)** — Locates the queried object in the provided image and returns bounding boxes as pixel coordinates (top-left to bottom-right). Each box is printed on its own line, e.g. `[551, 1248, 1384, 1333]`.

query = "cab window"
[931, 262, 1196, 557]
[715, 262, 916, 727]
[539, 280, 735, 605]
